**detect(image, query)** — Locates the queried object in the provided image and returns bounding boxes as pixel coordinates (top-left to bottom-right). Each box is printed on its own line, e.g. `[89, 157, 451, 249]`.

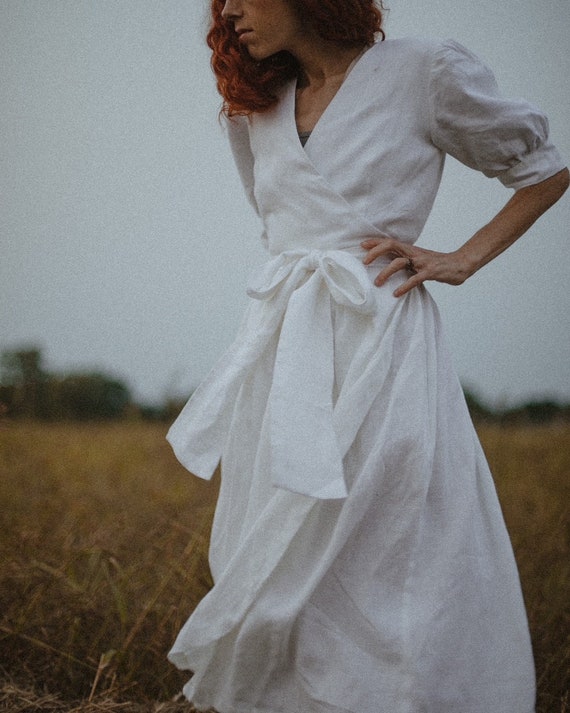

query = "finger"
[361, 237, 406, 261]
[361, 233, 393, 248]
[363, 243, 405, 265]
[373, 257, 410, 286]
[393, 273, 425, 297]
[362, 244, 387, 264]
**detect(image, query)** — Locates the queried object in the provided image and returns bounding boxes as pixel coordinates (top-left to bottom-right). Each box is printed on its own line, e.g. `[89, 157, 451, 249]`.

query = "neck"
[293, 39, 368, 90]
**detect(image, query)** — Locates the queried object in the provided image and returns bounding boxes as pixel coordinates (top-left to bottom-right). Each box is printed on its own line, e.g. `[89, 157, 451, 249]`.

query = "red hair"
[207, 0, 386, 116]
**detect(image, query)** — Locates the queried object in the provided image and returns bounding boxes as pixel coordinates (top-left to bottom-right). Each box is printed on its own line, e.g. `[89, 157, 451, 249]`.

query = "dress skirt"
[167, 262, 535, 713]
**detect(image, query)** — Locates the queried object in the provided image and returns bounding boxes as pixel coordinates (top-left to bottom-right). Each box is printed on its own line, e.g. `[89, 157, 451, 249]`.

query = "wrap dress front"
[167, 38, 566, 713]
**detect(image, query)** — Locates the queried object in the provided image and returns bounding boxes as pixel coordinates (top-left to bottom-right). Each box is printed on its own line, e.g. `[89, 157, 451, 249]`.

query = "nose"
[221, 0, 241, 20]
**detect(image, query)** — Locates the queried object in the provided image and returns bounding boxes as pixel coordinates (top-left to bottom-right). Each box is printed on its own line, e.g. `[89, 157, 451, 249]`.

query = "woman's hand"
[361, 238, 471, 298]
[363, 168, 569, 298]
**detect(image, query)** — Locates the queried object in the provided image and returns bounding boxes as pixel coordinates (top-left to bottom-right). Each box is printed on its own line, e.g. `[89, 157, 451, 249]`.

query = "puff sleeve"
[429, 39, 566, 190]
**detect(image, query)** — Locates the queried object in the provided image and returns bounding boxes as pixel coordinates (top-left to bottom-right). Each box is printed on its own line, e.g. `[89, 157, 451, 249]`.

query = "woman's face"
[221, 0, 307, 60]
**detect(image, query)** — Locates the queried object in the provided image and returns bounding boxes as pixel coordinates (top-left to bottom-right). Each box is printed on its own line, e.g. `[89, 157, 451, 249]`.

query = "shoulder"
[361, 37, 458, 95]
[363, 37, 461, 86]
[375, 38, 500, 103]
[368, 36, 439, 64]
[369, 36, 486, 72]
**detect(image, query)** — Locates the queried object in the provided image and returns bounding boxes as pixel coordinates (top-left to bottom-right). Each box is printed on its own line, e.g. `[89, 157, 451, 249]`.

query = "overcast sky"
[1, 0, 569, 408]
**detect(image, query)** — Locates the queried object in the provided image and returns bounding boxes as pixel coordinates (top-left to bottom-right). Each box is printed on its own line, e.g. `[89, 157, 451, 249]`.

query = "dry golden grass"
[0, 420, 568, 712]
[477, 424, 570, 713]
[0, 421, 217, 710]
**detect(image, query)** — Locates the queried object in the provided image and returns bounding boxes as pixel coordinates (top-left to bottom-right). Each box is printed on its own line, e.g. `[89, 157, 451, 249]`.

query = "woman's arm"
[362, 167, 569, 297]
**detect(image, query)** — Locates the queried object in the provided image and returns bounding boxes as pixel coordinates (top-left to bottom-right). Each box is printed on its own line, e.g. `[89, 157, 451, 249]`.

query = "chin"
[243, 41, 279, 62]
[247, 47, 270, 61]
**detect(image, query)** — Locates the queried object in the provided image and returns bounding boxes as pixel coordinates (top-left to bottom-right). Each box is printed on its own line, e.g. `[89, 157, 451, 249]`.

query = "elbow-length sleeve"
[428, 39, 566, 190]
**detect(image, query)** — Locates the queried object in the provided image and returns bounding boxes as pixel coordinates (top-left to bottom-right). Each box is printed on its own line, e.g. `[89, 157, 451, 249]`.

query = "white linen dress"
[167, 38, 565, 713]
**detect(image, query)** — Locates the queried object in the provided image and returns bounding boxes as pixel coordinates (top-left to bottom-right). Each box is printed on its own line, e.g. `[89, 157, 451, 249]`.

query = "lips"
[236, 28, 253, 41]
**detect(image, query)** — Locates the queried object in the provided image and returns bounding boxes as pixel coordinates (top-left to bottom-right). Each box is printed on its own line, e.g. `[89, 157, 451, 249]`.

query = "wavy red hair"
[207, 0, 386, 116]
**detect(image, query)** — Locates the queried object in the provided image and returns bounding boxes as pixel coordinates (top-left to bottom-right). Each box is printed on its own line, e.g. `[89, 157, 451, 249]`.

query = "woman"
[167, 1, 568, 711]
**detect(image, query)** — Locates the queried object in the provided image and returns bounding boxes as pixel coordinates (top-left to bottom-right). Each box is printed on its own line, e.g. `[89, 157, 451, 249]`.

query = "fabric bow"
[247, 249, 376, 499]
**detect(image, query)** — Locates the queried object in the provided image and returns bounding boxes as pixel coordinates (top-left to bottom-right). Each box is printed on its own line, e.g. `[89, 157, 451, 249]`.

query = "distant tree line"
[0, 347, 568, 424]
[462, 389, 570, 425]
[0, 348, 133, 420]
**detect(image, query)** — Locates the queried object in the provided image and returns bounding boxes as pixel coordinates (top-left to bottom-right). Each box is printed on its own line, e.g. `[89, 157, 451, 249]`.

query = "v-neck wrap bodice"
[248, 69, 388, 256]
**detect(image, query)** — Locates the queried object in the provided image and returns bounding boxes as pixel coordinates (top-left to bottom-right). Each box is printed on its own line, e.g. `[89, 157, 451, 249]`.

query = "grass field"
[0, 421, 568, 712]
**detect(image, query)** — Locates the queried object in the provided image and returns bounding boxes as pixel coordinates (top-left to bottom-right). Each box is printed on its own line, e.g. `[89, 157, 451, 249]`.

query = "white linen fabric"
[167, 38, 565, 713]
